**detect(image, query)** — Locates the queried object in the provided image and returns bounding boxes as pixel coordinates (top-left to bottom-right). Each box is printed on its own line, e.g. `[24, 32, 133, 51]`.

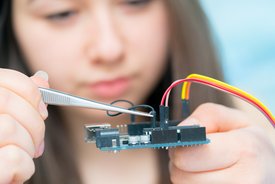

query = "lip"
[88, 77, 131, 99]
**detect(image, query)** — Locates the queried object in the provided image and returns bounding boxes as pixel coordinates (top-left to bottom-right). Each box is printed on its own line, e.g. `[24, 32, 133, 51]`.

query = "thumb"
[179, 103, 251, 133]
[30, 70, 50, 88]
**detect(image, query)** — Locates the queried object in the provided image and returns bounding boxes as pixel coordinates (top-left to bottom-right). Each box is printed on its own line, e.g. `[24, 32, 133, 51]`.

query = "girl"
[1, 0, 275, 183]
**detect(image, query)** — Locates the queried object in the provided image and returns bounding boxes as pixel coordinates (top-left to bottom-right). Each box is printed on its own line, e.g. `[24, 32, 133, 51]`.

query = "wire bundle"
[161, 74, 275, 127]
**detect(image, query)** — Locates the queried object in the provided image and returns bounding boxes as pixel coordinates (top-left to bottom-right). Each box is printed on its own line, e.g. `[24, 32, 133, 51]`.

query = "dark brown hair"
[0, 0, 231, 183]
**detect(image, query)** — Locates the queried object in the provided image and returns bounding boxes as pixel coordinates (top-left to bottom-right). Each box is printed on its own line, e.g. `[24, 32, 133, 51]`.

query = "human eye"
[123, 0, 151, 7]
[45, 10, 77, 22]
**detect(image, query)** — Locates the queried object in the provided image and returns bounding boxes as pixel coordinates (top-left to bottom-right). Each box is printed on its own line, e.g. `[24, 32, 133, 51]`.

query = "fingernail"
[36, 142, 45, 158]
[39, 100, 48, 118]
[34, 70, 48, 81]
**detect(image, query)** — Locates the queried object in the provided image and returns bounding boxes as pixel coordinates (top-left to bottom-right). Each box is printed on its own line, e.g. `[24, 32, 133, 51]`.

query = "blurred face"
[12, 0, 169, 120]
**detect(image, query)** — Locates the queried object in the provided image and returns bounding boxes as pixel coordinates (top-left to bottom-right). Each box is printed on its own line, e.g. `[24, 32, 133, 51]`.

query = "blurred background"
[200, 0, 275, 112]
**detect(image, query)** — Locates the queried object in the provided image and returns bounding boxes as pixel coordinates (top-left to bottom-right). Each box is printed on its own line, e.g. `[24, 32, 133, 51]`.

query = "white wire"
[165, 80, 182, 107]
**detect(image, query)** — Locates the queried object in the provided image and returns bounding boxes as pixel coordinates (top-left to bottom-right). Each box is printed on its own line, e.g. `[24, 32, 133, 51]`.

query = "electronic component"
[95, 128, 120, 148]
[84, 105, 209, 151]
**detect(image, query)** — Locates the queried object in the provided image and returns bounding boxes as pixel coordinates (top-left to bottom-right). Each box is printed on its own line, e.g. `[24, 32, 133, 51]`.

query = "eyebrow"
[28, 0, 41, 6]
[28, 0, 75, 5]
[28, 0, 36, 4]
[26, 0, 52, 10]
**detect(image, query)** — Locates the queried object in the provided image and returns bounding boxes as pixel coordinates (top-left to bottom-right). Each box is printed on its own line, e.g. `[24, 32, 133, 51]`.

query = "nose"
[88, 10, 124, 66]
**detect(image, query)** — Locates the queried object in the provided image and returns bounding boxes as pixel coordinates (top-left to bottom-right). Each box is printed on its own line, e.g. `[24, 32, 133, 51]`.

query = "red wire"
[161, 79, 188, 105]
[160, 78, 275, 126]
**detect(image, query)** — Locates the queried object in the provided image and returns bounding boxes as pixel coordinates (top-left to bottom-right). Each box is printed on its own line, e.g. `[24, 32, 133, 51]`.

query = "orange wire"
[159, 74, 275, 126]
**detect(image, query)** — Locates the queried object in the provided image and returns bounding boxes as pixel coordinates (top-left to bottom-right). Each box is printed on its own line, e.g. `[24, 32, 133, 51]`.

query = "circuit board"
[84, 106, 209, 152]
[84, 123, 209, 151]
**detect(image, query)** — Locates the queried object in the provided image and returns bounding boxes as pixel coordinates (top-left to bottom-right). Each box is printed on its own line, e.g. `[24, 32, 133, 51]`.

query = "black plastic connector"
[95, 128, 120, 148]
[159, 105, 169, 129]
[180, 126, 206, 142]
[182, 99, 190, 119]
[150, 128, 178, 144]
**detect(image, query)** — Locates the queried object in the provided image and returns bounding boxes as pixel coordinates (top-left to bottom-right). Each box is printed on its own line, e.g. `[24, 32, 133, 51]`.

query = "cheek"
[14, 19, 87, 90]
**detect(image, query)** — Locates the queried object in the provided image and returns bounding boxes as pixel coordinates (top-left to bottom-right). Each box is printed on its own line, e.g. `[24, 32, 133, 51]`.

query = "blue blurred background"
[200, 0, 275, 112]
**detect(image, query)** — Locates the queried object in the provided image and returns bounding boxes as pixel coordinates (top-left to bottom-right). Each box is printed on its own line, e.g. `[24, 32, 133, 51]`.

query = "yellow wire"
[181, 74, 275, 122]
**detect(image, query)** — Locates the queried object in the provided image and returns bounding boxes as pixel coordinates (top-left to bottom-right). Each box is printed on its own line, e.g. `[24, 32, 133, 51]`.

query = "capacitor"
[140, 135, 150, 144]
[129, 136, 140, 145]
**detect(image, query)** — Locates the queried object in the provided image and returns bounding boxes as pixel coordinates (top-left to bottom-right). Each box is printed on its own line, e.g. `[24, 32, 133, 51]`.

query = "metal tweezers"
[39, 87, 153, 118]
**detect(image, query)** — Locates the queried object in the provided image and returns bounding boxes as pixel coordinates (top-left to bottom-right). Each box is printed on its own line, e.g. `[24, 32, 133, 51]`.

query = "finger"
[0, 69, 49, 119]
[0, 114, 36, 157]
[179, 103, 251, 133]
[30, 71, 50, 118]
[0, 87, 45, 155]
[169, 127, 256, 172]
[169, 161, 231, 184]
[169, 161, 230, 184]
[30, 70, 49, 89]
[169, 160, 261, 184]
[0, 145, 35, 183]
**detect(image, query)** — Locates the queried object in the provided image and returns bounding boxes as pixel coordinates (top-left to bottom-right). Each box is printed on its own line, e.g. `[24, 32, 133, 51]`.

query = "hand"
[169, 103, 275, 184]
[0, 69, 49, 184]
